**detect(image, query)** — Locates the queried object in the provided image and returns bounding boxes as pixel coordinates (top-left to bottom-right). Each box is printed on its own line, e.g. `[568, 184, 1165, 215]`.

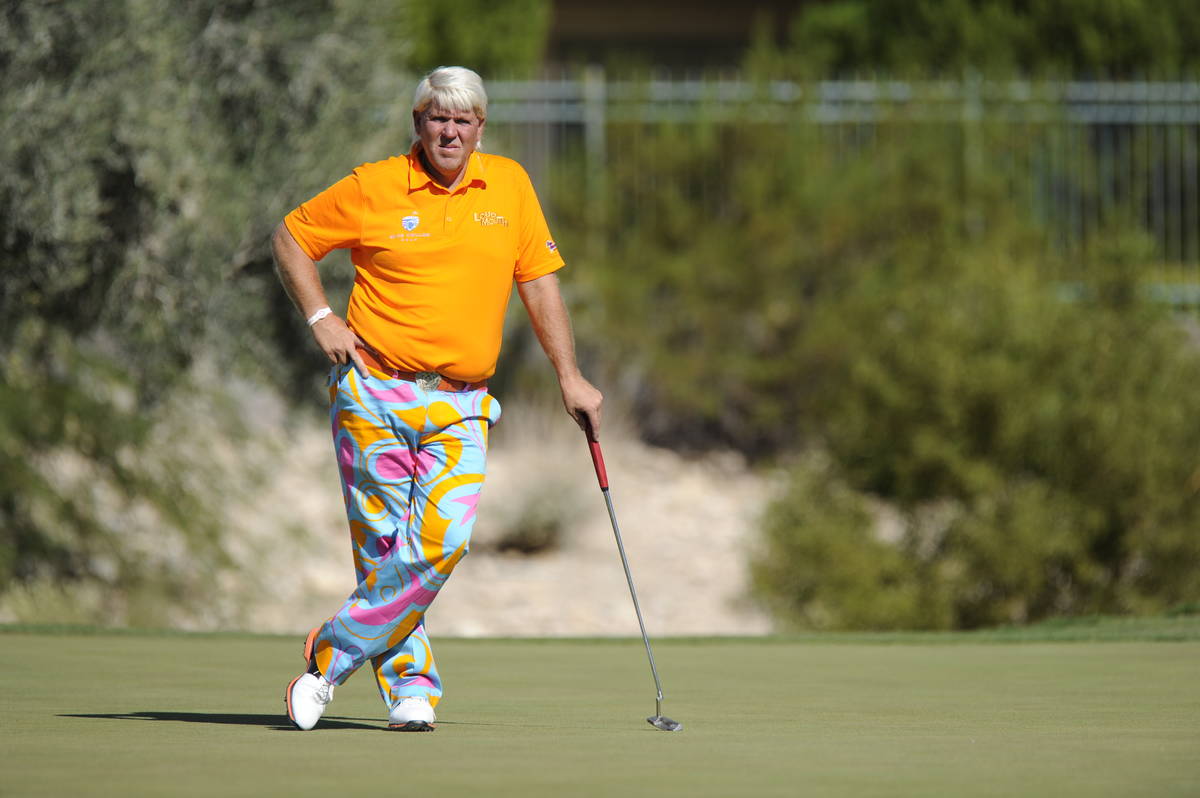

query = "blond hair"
[412, 66, 488, 120]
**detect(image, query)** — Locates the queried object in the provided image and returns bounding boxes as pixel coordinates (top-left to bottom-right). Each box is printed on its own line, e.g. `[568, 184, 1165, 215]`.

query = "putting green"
[2, 627, 1198, 797]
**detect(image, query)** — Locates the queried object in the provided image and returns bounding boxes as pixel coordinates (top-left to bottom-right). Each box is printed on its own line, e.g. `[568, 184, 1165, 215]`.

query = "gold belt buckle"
[415, 371, 441, 391]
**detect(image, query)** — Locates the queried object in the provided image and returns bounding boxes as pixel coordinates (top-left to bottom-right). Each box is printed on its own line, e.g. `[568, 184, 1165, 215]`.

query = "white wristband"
[306, 307, 333, 327]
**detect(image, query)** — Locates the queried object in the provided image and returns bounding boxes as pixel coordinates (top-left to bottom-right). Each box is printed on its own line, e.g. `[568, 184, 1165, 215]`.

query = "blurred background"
[2, 0, 1199, 635]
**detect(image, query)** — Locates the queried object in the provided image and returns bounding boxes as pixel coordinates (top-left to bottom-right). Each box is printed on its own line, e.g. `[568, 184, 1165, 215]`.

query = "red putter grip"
[588, 439, 609, 490]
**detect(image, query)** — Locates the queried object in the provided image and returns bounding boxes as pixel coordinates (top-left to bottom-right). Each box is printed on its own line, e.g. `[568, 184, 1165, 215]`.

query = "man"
[273, 66, 602, 731]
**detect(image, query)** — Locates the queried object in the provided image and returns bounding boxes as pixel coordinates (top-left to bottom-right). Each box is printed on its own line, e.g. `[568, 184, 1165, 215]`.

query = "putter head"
[647, 715, 683, 732]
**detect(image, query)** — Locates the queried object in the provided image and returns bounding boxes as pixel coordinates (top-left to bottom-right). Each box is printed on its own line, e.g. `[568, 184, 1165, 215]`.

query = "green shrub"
[752, 0, 1200, 77]
[400, 0, 551, 76]
[755, 233, 1200, 629]
[546, 65, 1200, 628]
[939, 479, 1105, 626]
[561, 109, 1038, 455]
[752, 457, 939, 630]
[0, 0, 410, 615]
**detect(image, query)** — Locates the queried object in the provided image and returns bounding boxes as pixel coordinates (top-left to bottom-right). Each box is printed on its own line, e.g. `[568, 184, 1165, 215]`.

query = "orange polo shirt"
[284, 146, 564, 382]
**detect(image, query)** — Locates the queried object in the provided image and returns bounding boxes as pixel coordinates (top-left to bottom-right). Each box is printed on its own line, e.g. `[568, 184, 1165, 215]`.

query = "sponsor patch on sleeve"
[546, 239, 557, 252]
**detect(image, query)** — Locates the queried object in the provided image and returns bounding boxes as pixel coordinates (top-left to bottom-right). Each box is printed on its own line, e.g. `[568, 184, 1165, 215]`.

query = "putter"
[585, 430, 683, 732]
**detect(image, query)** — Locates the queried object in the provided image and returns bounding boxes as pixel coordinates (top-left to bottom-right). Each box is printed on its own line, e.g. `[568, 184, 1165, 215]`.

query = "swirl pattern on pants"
[312, 363, 500, 708]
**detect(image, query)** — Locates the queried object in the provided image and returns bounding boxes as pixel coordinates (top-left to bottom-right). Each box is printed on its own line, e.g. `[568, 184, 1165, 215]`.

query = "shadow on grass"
[59, 711, 378, 731]
[61, 712, 652, 733]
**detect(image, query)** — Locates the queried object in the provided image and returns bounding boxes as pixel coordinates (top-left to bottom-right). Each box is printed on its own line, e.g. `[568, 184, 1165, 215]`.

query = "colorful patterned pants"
[310, 363, 501, 709]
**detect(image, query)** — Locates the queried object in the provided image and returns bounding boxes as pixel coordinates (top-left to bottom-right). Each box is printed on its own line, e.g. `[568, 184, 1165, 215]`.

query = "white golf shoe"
[285, 673, 334, 730]
[388, 696, 436, 731]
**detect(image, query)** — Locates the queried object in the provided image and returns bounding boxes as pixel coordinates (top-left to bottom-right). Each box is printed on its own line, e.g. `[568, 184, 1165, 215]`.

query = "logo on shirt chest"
[388, 211, 430, 241]
[473, 211, 508, 227]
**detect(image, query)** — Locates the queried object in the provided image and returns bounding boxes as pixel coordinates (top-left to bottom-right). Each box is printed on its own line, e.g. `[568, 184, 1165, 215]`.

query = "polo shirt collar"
[407, 144, 487, 194]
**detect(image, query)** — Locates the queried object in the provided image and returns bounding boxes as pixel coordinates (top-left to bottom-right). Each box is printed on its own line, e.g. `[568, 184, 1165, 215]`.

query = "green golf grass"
[3, 622, 1198, 797]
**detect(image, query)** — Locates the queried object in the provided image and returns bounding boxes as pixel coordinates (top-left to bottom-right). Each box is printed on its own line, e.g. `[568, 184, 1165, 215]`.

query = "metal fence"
[484, 73, 1200, 270]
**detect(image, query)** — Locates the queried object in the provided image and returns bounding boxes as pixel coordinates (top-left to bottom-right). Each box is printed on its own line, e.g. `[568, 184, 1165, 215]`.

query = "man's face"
[414, 105, 485, 187]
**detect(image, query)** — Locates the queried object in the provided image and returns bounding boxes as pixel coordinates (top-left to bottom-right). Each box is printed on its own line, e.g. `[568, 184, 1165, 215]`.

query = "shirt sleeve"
[283, 171, 364, 262]
[514, 168, 566, 283]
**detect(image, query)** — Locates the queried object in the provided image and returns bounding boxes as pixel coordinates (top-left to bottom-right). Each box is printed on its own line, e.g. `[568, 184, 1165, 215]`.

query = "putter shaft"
[600, 487, 666, 717]
[587, 436, 681, 731]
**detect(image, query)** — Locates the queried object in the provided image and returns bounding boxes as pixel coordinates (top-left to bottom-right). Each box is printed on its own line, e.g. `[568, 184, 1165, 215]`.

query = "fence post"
[583, 64, 608, 259]
[961, 69, 985, 241]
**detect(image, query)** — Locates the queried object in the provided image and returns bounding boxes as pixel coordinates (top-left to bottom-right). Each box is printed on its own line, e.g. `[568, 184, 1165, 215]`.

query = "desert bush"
[754, 232, 1200, 629]
[751, 0, 1200, 77]
[544, 45, 1200, 627]
[400, 0, 551, 76]
[561, 110, 1039, 456]
[752, 456, 936, 630]
[0, 0, 408, 617]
